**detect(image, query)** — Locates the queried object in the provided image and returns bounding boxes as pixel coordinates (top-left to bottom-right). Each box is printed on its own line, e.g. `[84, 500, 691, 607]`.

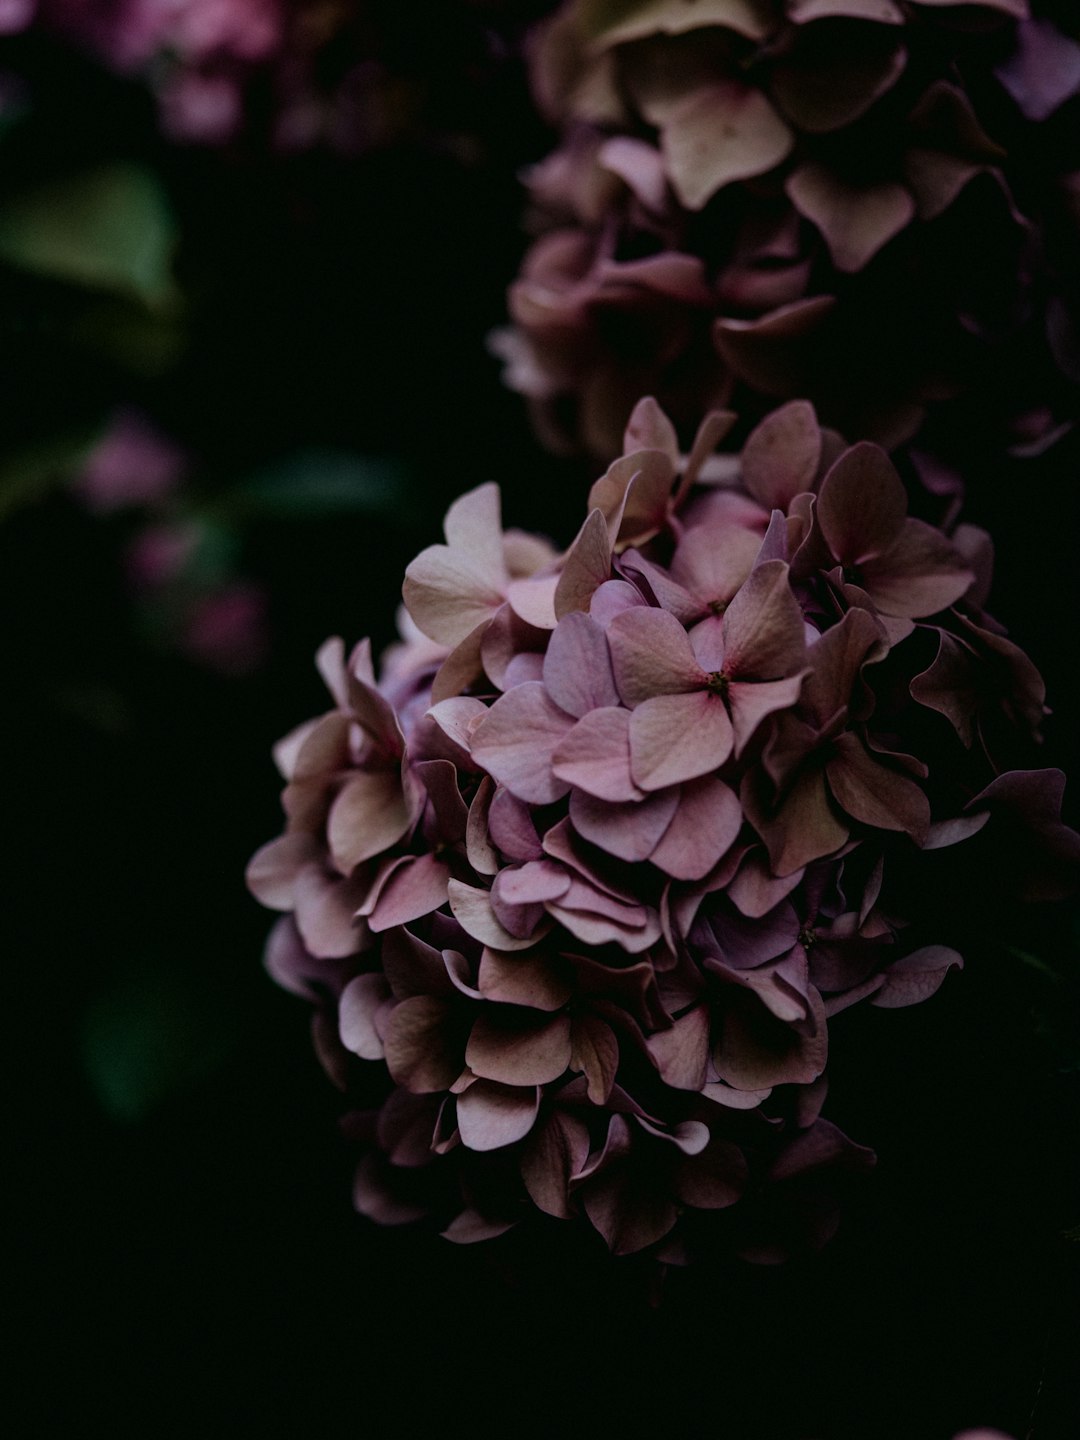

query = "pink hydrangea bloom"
[248, 395, 1078, 1260]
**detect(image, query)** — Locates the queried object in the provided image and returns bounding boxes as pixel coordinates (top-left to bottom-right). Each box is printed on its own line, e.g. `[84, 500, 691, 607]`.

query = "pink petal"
[630, 690, 734, 790]
[466, 1010, 573, 1086]
[465, 776, 499, 876]
[506, 573, 559, 630]
[622, 395, 678, 458]
[552, 706, 643, 802]
[521, 1111, 591, 1219]
[327, 769, 413, 874]
[292, 867, 369, 959]
[381, 926, 456, 1000]
[864, 517, 973, 618]
[403, 543, 504, 647]
[788, 0, 903, 19]
[662, 81, 794, 210]
[582, 1165, 678, 1256]
[744, 763, 850, 876]
[457, 1080, 540, 1151]
[570, 1014, 619, 1103]
[469, 682, 574, 805]
[650, 775, 742, 881]
[426, 696, 488, 755]
[670, 523, 761, 608]
[488, 787, 543, 862]
[608, 606, 703, 705]
[554, 509, 612, 620]
[542, 611, 620, 718]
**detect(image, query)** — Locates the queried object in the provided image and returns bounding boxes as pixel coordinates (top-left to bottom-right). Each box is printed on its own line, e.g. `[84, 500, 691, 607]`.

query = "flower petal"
[630, 690, 734, 790]
[457, 1080, 540, 1151]
[469, 683, 574, 805]
[466, 1009, 573, 1086]
[542, 611, 620, 718]
[552, 706, 643, 802]
[650, 775, 742, 880]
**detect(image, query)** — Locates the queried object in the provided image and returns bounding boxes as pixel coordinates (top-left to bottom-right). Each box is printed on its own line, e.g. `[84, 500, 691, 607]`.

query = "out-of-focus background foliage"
[4, 10, 1078, 1438]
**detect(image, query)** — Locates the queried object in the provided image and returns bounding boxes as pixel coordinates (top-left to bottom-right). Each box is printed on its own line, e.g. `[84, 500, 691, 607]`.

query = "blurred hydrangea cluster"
[494, 0, 1080, 459]
[248, 397, 1077, 1258]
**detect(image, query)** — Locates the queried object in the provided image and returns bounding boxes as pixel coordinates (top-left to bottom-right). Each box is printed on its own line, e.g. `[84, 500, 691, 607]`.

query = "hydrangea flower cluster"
[495, 0, 1080, 458]
[247, 397, 1077, 1259]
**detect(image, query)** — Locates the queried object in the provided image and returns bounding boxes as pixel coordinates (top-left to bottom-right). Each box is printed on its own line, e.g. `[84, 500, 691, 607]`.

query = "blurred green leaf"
[0, 429, 96, 521]
[82, 958, 239, 1124]
[223, 449, 414, 520]
[0, 162, 179, 309]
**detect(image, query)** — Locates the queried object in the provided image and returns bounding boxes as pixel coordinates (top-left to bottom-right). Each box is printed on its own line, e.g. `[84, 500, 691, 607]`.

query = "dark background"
[4, 23, 1079, 1440]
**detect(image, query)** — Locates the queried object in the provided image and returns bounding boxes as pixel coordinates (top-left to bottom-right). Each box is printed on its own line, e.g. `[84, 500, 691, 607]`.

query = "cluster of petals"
[495, 0, 1080, 457]
[248, 395, 1078, 1259]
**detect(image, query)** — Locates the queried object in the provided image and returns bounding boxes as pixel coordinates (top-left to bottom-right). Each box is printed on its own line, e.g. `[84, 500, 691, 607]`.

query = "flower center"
[799, 927, 817, 949]
[708, 598, 727, 616]
[706, 670, 730, 697]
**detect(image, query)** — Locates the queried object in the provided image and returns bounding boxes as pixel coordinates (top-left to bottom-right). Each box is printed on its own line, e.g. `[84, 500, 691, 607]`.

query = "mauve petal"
[543, 611, 620, 718]
[466, 1009, 573, 1086]
[630, 690, 734, 790]
[789, 0, 903, 20]
[615, 552, 699, 625]
[338, 973, 391, 1060]
[366, 853, 451, 932]
[589, 0, 769, 45]
[548, 895, 662, 954]
[771, 24, 906, 133]
[872, 945, 962, 1008]
[555, 509, 612, 620]
[688, 613, 727, 671]
[909, 630, 979, 746]
[647, 1004, 710, 1090]
[582, 1165, 678, 1256]
[521, 1111, 591, 1219]
[443, 482, 505, 582]
[381, 926, 456, 1000]
[787, 165, 915, 272]
[636, 1117, 710, 1155]
[263, 917, 324, 1001]
[863, 518, 973, 618]
[443, 949, 483, 1001]
[383, 995, 462, 1093]
[477, 949, 572, 1011]
[415, 758, 468, 843]
[590, 449, 678, 550]
[290, 710, 350, 781]
[493, 860, 571, 907]
[745, 763, 850, 876]
[469, 683, 574, 805]
[650, 776, 742, 881]
[701, 898, 800, 968]
[923, 812, 991, 850]
[426, 696, 488, 755]
[714, 987, 828, 1090]
[996, 17, 1080, 122]
[442, 1209, 517, 1244]
[713, 295, 836, 396]
[816, 443, 907, 565]
[570, 785, 680, 862]
[662, 81, 794, 210]
[457, 1080, 540, 1151]
[352, 1154, 428, 1227]
[466, 776, 499, 876]
[327, 770, 413, 874]
[552, 706, 642, 802]
[403, 544, 504, 648]
[246, 834, 321, 910]
[825, 734, 930, 841]
[480, 604, 547, 693]
[740, 400, 822, 511]
[488, 786, 543, 861]
[675, 1138, 748, 1209]
[722, 561, 806, 680]
[589, 578, 647, 627]
[448, 879, 551, 952]
[727, 851, 805, 918]
[608, 605, 703, 705]
[570, 1014, 619, 1104]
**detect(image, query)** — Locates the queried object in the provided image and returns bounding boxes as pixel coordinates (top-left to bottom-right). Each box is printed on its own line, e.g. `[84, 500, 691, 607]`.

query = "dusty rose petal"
[466, 776, 499, 876]
[365, 853, 451, 932]
[381, 926, 456, 1000]
[570, 784, 681, 861]
[582, 1163, 678, 1256]
[338, 973, 391, 1060]
[745, 764, 850, 876]
[477, 949, 572, 1012]
[872, 945, 962, 1008]
[789, 0, 903, 19]
[442, 1209, 517, 1244]
[714, 987, 828, 1090]
[507, 573, 559, 630]
[816, 442, 906, 565]
[647, 1004, 710, 1090]
[448, 879, 551, 952]
[552, 706, 643, 802]
[740, 400, 822, 511]
[787, 165, 915, 273]
[714, 295, 836, 396]
[403, 493, 507, 646]
[488, 787, 544, 862]
[543, 611, 620, 718]
[996, 18, 1080, 122]
[864, 518, 973, 618]
[825, 734, 930, 841]
[662, 82, 794, 210]
[728, 674, 807, 756]
[630, 690, 734, 790]
[469, 683, 574, 805]
[570, 1014, 619, 1103]
[466, 1009, 573, 1086]
[670, 524, 761, 612]
[293, 867, 369, 959]
[675, 1138, 749, 1209]
[555, 509, 613, 619]
[382, 995, 462, 1093]
[588, 0, 770, 46]
[327, 770, 414, 874]
[622, 395, 679, 459]
[723, 561, 807, 683]
[521, 1111, 591, 1219]
[457, 1079, 540, 1151]
[246, 834, 320, 910]
[651, 775, 742, 880]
